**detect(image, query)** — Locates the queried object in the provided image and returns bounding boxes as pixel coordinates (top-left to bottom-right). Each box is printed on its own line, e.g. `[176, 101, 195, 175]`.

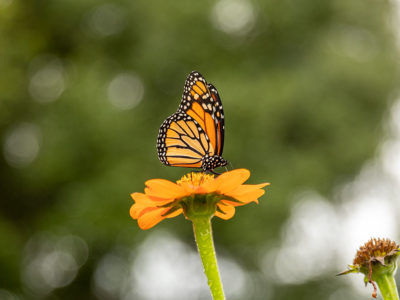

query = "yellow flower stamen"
[177, 172, 215, 186]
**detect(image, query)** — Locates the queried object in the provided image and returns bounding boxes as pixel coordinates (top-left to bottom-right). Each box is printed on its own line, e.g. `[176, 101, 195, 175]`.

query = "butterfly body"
[201, 154, 228, 171]
[157, 71, 228, 172]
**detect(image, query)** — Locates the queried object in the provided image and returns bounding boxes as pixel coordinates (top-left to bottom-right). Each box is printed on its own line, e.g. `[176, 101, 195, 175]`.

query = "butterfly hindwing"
[157, 112, 212, 168]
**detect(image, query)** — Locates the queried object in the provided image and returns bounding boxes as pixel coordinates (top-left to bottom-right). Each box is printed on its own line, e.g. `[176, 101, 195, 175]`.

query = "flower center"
[177, 172, 215, 186]
[354, 238, 399, 266]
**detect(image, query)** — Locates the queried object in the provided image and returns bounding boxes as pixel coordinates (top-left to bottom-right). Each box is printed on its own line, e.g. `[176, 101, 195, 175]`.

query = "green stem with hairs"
[192, 217, 225, 300]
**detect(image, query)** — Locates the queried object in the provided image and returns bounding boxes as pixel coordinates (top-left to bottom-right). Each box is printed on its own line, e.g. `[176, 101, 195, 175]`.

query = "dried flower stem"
[192, 217, 225, 300]
[369, 261, 378, 298]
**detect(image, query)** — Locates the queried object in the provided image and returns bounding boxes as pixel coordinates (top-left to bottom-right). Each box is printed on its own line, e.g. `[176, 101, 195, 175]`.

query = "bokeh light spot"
[3, 123, 41, 168]
[262, 193, 338, 284]
[93, 249, 130, 300]
[212, 0, 255, 36]
[86, 3, 126, 37]
[56, 235, 89, 267]
[93, 232, 248, 300]
[108, 72, 144, 110]
[39, 251, 78, 288]
[0, 0, 13, 8]
[28, 55, 65, 103]
[129, 230, 208, 299]
[22, 233, 88, 295]
[329, 26, 378, 62]
[0, 290, 20, 300]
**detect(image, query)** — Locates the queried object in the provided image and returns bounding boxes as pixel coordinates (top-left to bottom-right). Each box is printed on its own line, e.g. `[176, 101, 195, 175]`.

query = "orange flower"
[130, 169, 269, 230]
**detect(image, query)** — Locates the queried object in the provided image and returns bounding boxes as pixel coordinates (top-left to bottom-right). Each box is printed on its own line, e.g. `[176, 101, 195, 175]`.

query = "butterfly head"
[201, 155, 228, 172]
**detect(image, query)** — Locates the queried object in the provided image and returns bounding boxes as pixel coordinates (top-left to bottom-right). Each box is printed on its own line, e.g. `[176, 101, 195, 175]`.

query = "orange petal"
[218, 199, 246, 207]
[131, 203, 158, 219]
[193, 186, 209, 194]
[131, 193, 174, 210]
[179, 182, 197, 194]
[227, 183, 270, 197]
[146, 195, 176, 205]
[224, 183, 269, 204]
[130, 203, 142, 219]
[145, 179, 188, 199]
[214, 169, 250, 193]
[201, 177, 219, 193]
[224, 189, 265, 206]
[130, 194, 157, 219]
[137, 207, 169, 230]
[165, 208, 183, 218]
[178, 182, 210, 195]
[131, 193, 156, 205]
[214, 203, 235, 220]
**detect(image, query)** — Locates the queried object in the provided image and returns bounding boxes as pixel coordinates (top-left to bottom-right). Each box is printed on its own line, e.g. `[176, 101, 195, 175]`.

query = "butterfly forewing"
[179, 72, 224, 155]
[207, 83, 225, 156]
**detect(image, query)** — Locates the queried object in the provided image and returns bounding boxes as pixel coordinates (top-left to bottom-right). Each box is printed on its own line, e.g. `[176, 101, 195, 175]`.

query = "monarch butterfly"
[157, 71, 228, 173]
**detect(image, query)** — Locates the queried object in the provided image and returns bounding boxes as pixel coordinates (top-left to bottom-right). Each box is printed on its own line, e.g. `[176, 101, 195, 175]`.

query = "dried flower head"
[338, 238, 399, 298]
[354, 238, 399, 267]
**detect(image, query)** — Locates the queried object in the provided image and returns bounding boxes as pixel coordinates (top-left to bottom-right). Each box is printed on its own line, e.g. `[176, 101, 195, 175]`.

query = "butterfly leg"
[191, 169, 204, 174]
[208, 169, 221, 176]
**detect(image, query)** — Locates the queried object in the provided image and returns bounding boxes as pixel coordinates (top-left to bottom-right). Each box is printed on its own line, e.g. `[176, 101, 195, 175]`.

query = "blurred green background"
[1, 0, 400, 299]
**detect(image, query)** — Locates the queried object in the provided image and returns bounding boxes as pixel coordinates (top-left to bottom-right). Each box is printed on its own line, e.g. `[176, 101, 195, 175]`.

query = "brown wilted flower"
[354, 238, 399, 266]
[338, 238, 400, 298]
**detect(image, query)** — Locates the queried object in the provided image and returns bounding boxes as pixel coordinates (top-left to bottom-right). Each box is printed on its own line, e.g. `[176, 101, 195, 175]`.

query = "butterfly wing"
[157, 113, 212, 168]
[157, 71, 225, 169]
[207, 83, 225, 156]
[178, 71, 225, 156]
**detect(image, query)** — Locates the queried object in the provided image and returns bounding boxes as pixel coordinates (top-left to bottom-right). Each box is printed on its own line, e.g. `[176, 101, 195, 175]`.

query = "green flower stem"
[192, 217, 225, 300]
[375, 273, 399, 300]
